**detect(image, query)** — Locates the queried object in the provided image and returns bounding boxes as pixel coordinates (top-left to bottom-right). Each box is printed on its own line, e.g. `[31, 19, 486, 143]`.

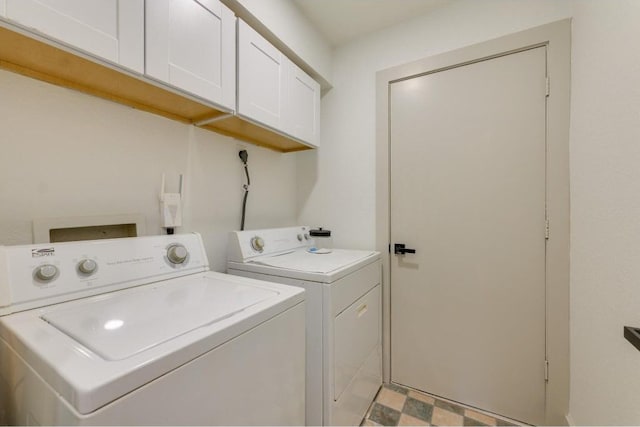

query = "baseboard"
[565, 412, 575, 426]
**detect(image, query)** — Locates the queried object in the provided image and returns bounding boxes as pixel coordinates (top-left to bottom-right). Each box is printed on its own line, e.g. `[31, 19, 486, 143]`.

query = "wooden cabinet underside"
[0, 23, 313, 153]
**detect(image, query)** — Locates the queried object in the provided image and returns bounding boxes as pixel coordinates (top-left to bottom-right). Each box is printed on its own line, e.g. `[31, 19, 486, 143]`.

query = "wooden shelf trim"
[0, 23, 229, 124]
[0, 21, 314, 153]
[201, 116, 312, 153]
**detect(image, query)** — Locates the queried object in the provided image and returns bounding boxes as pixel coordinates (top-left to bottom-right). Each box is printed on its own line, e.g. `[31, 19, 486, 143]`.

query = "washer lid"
[41, 276, 277, 361]
[251, 249, 376, 274]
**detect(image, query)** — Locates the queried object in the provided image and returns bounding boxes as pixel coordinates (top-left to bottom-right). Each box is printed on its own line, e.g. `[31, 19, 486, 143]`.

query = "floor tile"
[465, 409, 497, 426]
[399, 413, 430, 426]
[496, 418, 520, 426]
[435, 398, 465, 415]
[361, 383, 528, 427]
[369, 403, 402, 426]
[431, 406, 464, 426]
[464, 416, 488, 426]
[408, 390, 436, 405]
[377, 387, 407, 411]
[402, 396, 433, 422]
[385, 383, 409, 395]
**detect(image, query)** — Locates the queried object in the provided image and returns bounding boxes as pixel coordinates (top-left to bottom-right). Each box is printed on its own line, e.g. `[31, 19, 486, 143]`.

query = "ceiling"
[293, 0, 454, 47]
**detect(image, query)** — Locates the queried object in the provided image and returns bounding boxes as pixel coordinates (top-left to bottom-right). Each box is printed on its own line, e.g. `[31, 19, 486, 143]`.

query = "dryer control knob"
[251, 236, 265, 252]
[78, 259, 98, 275]
[34, 264, 58, 282]
[297, 234, 303, 242]
[167, 244, 188, 264]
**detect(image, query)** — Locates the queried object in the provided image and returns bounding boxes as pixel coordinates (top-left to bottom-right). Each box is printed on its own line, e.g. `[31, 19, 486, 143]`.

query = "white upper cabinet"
[145, 0, 235, 109]
[4, 0, 144, 73]
[237, 19, 320, 148]
[237, 19, 286, 132]
[285, 58, 320, 147]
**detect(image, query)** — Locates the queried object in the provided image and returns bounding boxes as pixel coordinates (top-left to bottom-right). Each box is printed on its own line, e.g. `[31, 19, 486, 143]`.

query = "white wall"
[297, 0, 572, 250]
[297, 0, 640, 424]
[569, 1, 640, 425]
[0, 70, 297, 272]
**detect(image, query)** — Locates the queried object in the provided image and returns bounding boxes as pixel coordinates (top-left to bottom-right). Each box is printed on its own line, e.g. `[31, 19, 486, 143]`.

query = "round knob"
[78, 259, 98, 275]
[251, 236, 265, 252]
[35, 264, 58, 282]
[304, 233, 309, 240]
[297, 234, 303, 242]
[167, 244, 188, 264]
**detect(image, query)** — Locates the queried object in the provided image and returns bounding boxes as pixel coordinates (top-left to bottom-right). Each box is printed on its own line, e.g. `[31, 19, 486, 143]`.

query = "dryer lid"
[41, 276, 278, 360]
[250, 249, 375, 274]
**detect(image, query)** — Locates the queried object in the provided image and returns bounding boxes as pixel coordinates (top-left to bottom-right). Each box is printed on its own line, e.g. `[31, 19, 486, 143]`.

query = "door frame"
[375, 19, 571, 425]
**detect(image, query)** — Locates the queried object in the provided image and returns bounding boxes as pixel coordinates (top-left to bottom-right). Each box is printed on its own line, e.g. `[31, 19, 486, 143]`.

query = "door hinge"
[546, 76, 550, 97]
[545, 359, 549, 382]
[388, 244, 391, 254]
[545, 218, 550, 240]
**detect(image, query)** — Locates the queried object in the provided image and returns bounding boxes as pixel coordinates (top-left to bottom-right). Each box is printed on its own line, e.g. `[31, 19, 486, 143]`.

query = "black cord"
[244, 162, 250, 186]
[239, 150, 250, 230]
[241, 183, 249, 231]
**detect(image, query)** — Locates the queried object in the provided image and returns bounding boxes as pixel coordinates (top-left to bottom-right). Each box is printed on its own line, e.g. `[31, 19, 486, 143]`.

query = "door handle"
[394, 243, 416, 255]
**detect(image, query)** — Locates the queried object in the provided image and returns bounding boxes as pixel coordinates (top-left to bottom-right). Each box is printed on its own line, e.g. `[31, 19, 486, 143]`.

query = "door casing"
[375, 19, 571, 426]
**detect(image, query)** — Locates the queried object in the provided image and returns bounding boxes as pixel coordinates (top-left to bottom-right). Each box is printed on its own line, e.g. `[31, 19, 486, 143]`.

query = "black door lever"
[394, 243, 416, 255]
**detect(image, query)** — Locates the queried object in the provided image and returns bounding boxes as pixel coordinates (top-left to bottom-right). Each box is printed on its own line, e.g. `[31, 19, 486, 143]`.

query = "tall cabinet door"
[237, 19, 286, 132]
[4, 0, 143, 73]
[285, 59, 320, 147]
[146, 0, 235, 109]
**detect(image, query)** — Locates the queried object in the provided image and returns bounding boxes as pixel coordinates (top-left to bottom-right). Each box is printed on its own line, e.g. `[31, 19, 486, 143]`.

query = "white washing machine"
[0, 233, 305, 426]
[227, 226, 382, 426]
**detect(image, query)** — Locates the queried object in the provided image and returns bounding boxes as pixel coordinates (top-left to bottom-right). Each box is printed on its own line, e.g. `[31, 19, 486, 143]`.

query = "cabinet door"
[334, 285, 381, 401]
[4, 0, 143, 73]
[237, 19, 286, 131]
[285, 59, 320, 147]
[146, 0, 235, 109]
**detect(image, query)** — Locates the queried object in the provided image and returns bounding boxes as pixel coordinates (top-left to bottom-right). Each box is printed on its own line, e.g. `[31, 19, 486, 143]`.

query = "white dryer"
[0, 233, 305, 425]
[227, 226, 382, 426]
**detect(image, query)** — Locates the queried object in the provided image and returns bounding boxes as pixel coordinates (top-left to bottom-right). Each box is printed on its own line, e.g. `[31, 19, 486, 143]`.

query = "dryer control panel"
[0, 233, 209, 315]
[227, 226, 311, 262]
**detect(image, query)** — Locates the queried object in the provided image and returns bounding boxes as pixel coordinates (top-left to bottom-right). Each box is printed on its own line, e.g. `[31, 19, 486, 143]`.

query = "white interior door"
[390, 46, 547, 424]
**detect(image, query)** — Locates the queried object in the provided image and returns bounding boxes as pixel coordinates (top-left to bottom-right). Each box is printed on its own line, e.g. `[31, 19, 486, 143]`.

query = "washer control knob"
[78, 259, 98, 275]
[297, 234, 303, 242]
[304, 233, 310, 240]
[251, 236, 265, 252]
[167, 244, 188, 264]
[35, 264, 58, 282]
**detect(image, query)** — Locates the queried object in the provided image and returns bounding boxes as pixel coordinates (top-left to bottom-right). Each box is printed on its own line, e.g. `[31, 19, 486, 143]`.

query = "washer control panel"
[250, 237, 265, 252]
[77, 259, 98, 275]
[227, 226, 310, 262]
[0, 233, 208, 315]
[34, 264, 59, 282]
[166, 244, 189, 265]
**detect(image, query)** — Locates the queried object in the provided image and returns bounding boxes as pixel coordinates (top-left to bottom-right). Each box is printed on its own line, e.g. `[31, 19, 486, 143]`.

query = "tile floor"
[361, 383, 524, 426]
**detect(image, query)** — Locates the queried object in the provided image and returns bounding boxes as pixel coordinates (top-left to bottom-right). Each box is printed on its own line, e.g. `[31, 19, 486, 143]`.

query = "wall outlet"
[160, 174, 183, 228]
